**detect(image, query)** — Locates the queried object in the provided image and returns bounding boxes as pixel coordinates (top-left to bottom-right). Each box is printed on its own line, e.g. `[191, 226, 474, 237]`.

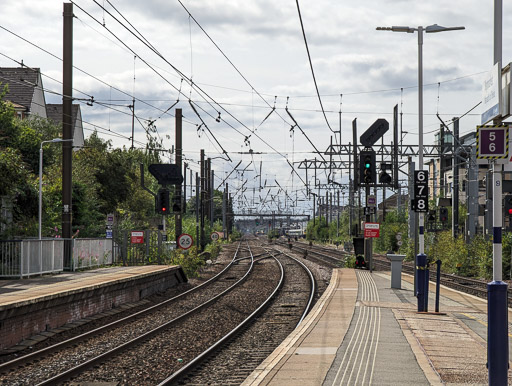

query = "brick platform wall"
[0, 268, 186, 350]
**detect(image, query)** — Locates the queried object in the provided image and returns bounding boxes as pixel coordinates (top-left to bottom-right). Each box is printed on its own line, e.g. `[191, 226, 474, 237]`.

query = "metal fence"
[0, 239, 66, 278]
[0, 238, 115, 278]
[114, 230, 175, 266]
[72, 238, 113, 271]
[0, 231, 174, 277]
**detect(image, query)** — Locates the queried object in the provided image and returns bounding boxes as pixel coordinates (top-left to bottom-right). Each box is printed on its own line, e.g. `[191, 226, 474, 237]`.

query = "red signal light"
[162, 207, 167, 212]
[508, 209, 512, 215]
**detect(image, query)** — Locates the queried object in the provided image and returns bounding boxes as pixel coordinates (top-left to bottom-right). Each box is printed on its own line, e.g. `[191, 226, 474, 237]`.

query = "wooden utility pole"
[206, 158, 211, 224]
[210, 169, 215, 227]
[62, 2, 73, 269]
[195, 172, 200, 249]
[222, 183, 227, 238]
[175, 109, 182, 243]
[183, 162, 187, 214]
[200, 149, 205, 251]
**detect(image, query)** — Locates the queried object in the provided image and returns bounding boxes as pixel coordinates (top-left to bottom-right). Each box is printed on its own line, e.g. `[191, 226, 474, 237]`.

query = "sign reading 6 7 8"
[411, 170, 428, 213]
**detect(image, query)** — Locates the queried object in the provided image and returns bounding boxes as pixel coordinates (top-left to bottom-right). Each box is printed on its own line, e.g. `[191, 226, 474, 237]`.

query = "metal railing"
[72, 238, 113, 271]
[0, 239, 66, 278]
[0, 238, 115, 277]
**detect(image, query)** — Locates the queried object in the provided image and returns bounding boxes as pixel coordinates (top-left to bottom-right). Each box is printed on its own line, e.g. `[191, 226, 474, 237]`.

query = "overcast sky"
[1, 1, 510, 216]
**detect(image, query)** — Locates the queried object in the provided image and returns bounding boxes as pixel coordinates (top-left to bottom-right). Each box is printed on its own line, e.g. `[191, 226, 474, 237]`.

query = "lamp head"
[426, 24, 465, 33]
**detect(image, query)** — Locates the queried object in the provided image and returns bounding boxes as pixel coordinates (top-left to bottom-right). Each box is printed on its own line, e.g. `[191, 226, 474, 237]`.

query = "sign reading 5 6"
[476, 125, 508, 161]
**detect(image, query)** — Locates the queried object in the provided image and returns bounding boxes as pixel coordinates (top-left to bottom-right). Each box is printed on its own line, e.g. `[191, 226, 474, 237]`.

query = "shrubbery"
[306, 206, 512, 280]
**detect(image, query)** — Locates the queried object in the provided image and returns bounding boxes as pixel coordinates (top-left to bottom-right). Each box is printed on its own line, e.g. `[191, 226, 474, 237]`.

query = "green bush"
[160, 246, 205, 278]
[345, 255, 356, 268]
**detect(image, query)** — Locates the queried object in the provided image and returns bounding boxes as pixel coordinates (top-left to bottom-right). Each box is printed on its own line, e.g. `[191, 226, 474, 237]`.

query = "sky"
[1, 0, 510, 218]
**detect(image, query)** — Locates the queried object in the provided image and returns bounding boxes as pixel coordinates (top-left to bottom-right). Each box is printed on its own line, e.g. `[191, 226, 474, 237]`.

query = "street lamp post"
[39, 138, 73, 240]
[376, 24, 464, 311]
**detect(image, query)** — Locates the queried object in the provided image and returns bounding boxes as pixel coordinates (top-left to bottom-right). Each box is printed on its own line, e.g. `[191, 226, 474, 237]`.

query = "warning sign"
[364, 222, 380, 238]
[131, 231, 144, 244]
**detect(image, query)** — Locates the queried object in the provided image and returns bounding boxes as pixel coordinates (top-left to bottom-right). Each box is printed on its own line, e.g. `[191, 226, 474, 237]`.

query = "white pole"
[493, 163, 502, 281]
[418, 26, 424, 254]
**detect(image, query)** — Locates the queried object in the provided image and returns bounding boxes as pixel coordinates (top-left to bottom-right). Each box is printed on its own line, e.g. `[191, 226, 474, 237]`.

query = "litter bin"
[386, 254, 406, 289]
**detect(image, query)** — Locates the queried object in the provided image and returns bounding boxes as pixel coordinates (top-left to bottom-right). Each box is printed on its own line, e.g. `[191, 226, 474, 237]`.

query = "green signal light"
[365, 162, 371, 168]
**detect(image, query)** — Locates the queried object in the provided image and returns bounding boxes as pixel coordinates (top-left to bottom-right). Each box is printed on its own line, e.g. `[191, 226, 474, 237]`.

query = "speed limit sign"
[178, 233, 193, 250]
[211, 232, 219, 241]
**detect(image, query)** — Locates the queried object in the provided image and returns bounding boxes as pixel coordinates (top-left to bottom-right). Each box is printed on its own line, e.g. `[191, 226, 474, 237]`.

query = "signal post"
[358, 119, 389, 272]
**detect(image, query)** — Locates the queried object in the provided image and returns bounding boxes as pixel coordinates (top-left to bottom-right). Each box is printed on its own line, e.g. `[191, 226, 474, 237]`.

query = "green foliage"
[163, 246, 206, 278]
[160, 241, 223, 278]
[0, 148, 31, 197]
[204, 240, 222, 258]
[267, 229, 279, 240]
[374, 209, 409, 255]
[422, 231, 493, 280]
[230, 228, 242, 241]
[305, 210, 352, 245]
[345, 255, 356, 268]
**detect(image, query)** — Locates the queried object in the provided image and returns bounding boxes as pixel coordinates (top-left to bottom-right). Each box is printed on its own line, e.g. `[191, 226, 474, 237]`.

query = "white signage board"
[481, 63, 501, 125]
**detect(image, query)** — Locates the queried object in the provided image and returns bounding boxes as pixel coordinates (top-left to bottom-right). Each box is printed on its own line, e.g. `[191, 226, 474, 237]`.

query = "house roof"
[46, 104, 85, 150]
[46, 104, 81, 127]
[0, 67, 41, 111]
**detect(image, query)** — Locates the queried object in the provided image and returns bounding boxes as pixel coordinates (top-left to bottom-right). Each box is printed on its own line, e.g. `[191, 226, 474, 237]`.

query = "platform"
[0, 265, 187, 352]
[243, 268, 512, 385]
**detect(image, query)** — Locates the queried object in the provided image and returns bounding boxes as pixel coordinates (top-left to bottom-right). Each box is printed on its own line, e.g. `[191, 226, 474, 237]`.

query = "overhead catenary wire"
[175, 0, 292, 128]
[294, 0, 335, 134]
[87, 0, 312, 190]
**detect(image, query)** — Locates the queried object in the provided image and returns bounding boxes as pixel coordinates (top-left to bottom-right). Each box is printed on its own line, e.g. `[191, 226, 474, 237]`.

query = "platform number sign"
[178, 233, 193, 250]
[411, 170, 429, 213]
[476, 125, 509, 164]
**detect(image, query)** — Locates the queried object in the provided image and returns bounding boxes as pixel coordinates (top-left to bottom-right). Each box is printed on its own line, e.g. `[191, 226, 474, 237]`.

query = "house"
[0, 67, 47, 119]
[0, 67, 84, 148]
[46, 104, 85, 150]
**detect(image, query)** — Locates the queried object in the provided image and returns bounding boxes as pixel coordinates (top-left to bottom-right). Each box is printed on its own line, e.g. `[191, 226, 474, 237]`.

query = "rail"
[158, 242, 283, 385]
[0, 240, 245, 378]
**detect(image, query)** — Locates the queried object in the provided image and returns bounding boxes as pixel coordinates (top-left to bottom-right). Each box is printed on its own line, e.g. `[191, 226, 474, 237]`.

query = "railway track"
[276, 239, 347, 268]
[0, 240, 261, 384]
[161, 242, 317, 385]
[372, 254, 512, 306]
[288, 238, 512, 307]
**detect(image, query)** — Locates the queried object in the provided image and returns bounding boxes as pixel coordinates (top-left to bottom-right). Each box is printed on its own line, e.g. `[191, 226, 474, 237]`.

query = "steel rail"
[270, 247, 317, 327]
[158, 242, 284, 385]
[0, 241, 245, 373]
[26, 241, 254, 386]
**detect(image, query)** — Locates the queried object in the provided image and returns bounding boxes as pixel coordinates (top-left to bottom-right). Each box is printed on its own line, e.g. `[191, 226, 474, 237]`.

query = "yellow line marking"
[461, 312, 512, 337]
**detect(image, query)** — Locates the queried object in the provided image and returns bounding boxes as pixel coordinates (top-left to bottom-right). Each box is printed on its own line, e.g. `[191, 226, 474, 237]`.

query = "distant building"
[0, 67, 84, 149]
[0, 67, 47, 118]
[46, 104, 84, 150]
[377, 192, 408, 222]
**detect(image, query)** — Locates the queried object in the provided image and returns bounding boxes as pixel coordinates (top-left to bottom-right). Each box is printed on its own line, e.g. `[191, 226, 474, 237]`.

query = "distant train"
[284, 228, 306, 238]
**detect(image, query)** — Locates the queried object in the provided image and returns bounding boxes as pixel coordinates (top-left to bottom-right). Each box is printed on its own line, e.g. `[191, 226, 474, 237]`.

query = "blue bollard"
[487, 281, 509, 385]
[416, 253, 427, 312]
[424, 262, 429, 312]
[435, 260, 441, 313]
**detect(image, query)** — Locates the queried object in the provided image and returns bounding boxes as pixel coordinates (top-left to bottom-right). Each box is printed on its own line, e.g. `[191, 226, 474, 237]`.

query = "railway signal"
[504, 195, 512, 217]
[359, 150, 376, 185]
[379, 162, 393, 185]
[439, 207, 448, 223]
[156, 188, 170, 215]
[172, 192, 182, 213]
